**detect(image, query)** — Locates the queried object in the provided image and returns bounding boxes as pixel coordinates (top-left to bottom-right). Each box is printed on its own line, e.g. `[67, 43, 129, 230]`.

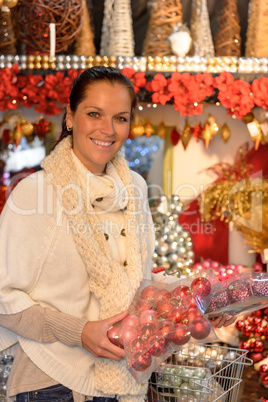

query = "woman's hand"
[81, 310, 128, 361]
[208, 314, 237, 329]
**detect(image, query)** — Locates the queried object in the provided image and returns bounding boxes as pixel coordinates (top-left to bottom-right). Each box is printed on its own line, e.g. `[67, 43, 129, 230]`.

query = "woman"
[0, 67, 235, 402]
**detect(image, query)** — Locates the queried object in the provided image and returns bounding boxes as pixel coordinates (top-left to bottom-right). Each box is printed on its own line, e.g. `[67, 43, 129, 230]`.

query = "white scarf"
[41, 137, 148, 400]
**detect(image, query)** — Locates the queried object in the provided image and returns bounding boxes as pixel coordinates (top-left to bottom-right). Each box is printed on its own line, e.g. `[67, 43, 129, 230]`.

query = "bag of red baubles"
[107, 270, 219, 383]
[206, 271, 268, 318]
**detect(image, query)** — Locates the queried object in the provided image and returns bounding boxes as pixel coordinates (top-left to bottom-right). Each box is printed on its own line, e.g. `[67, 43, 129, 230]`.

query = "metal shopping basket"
[147, 343, 253, 402]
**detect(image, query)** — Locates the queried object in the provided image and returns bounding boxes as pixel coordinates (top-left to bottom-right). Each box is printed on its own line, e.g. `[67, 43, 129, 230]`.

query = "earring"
[67, 126, 72, 132]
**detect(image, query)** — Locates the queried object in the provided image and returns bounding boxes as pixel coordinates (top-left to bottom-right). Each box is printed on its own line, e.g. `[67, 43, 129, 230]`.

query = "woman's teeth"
[91, 139, 113, 147]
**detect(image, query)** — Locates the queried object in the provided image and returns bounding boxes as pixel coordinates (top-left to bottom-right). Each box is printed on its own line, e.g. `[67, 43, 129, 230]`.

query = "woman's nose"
[100, 118, 115, 135]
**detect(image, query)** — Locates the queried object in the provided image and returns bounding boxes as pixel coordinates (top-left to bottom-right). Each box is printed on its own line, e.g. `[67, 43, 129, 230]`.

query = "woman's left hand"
[208, 314, 237, 328]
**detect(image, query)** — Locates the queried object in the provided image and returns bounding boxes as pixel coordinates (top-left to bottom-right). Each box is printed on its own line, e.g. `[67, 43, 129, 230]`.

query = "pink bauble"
[155, 289, 171, 304]
[182, 294, 197, 309]
[202, 260, 211, 269]
[140, 310, 158, 326]
[211, 261, 220, 269]
[128, 336, 144, 353]
[131, 350, 152, 372]
[107, 325, 123, 348]
[191, 277, 211, 297]
[157, 299, 173, 319]
[147, 334, 168, 357]
[135, 299, 156, 316]
[122, 326, 138, 345]
[141, 285, 160, 302]
[121, 314, 140, 329]
[189, 317, 211, 340]
[172, 285, 190, 299]
[193, 263, 203, 271]
[167, 306, 185, 323]
[167, 323, 191, 346]
[138, 323, 156, 340]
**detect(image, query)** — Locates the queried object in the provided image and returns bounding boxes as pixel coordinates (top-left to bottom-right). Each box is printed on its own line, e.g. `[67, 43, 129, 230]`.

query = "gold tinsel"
[74, 1, 96, 56]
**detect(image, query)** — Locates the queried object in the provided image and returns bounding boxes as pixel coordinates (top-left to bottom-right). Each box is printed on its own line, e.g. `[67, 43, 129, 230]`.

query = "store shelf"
[1, 55, 268, 77]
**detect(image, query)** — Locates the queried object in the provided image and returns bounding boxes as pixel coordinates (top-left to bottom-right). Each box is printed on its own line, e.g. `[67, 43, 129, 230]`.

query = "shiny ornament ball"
[191, 277, 211, 297]
[135, 299, 156, 316]
[254, 340, 264, 353]
[139, 323, 156, 340]
[239, 341, 251, 351]
[202, 260, 211, 269]
[140, 310, 158, 326]
[243, 324, 254, 337]
[157, 299, 173, 319]
[182, 308, 203, 325]
[141, 285, 160, 302]
[259, 365, 268, 375]
[235, 320, 245, 331]
[260, 373, 268, 386]
[172, 285, 190, 299]
[227, 279, 252, 303]
[206, 289, 229, 313]
[248, 352, 263, 363]
[155, 289, 171, 304]
[159, 320, 174, 338]
[121, 314, 139, 329]
[121, 326, 138, 345]
[128, 336, 144, 353]
[182, 294, 197, 309]
[167, 306, 185, 323]
[190, 317, 211, 340]
[147, 334, 168, 357]
[107, 326, 123, 348]
[167, 323, 191, 345]
[131, 351, 152, 372]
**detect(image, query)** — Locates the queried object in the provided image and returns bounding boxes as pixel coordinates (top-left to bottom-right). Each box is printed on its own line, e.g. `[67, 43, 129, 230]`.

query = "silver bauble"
[178, 236, 186, 244]
[168, 241, 179, 253]
[175, 224, 183, 233]
[185, 240, 193, 250]
[186, 250, 195, 260]
[168, 253, 179, 263]
[180, 231, 190, 239]
[158, 255, 170, 269]
[156, 242, 169, 256]
[178, 246, 187, 258]
[166, 232, 178, 243]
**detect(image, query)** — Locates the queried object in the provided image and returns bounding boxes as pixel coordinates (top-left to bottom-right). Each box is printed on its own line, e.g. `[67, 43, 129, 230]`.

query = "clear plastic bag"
[107, 271, 219, 384]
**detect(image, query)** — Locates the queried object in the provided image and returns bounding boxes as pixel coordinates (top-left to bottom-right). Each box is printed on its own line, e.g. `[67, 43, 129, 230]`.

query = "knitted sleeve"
[0, 306, 88, 347]
[0, 171, 56, 314]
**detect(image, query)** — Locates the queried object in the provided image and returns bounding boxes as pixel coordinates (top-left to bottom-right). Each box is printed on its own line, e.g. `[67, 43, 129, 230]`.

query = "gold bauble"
[207, 114, 219, 136]
[131, 122, 145, 137]
[21, 121, 34, 136]
[3, 0, 19, 8]
[144, 122, 154, 137]
[158, 122, 167, 139]
[12, 123, 22, 146]
[181, 121, 192, 150]
[201, 123, 213, 149]
[221, 123, 231, 142]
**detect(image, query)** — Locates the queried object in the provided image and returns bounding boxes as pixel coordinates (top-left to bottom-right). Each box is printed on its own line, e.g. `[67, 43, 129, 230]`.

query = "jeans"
[16, 384, 118, 402]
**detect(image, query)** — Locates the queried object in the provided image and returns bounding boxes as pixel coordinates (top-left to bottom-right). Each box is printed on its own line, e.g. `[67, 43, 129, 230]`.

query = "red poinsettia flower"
[121, 67, 146, 93]
[146, 74, 172, 105]
[252, 77, 268, 110]
[21, 73, 45, 107]
[0, 65, 22, 111]
[35, 101, 62, 116]
[33, 118, 50, 140]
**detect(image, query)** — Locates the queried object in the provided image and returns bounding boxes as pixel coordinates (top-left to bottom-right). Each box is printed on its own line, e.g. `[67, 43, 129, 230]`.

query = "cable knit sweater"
[0, 137, 155, 401]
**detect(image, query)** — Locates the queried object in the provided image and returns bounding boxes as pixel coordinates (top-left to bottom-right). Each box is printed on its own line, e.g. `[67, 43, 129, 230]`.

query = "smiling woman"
[0, 67, 155, 402]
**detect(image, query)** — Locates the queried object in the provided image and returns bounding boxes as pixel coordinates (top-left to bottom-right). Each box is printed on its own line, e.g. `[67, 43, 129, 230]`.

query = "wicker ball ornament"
[11, 0, 83, 53]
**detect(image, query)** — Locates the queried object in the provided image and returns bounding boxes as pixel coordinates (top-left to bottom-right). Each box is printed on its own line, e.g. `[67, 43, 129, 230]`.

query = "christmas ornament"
[170, 126, 180, 146]
[201, 122, 213, 149]
[191, 277, 211, 297]
[140, 310, 158, 326]
[3, 0, 18, 7]
[100, 0, 134, 57]
[122, 326, 138, 344]
[139, 323, 156, 340]
[190, 0, 214, 58]
[143, 0, 183, 57]
[169, 23, 192, 57]
[227, 279, 252, 303]
[172, 285, 190, 299]
[168, 323, 191, 345]
[141, 286, 160, 302]
[121, 314, 140, 329]
[128, 337, 144, 353]
[214, 0, 241, 56]
[107, 325, 123, 347]
[182, 308, 202, 325]
[147, 334, 168, 357]
[190, 317, 211, 340]
[21, 121, 34, 137]
[167, 306, 185, 323]
[253, 280, 268, 297]
[151, 195, 195, 277]
[181, 121, 192, 150]
[131, 351, 152, 372]
[157, 122, 167, 139]
[206, 289, 229, 313]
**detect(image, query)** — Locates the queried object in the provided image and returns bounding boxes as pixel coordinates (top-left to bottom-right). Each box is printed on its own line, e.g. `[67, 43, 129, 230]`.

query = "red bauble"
[191, 277, 211, 297]
[157, 299, 173, 319]
[155, 289, 171, 304]
[243, 324, 254, 337]
[235, 320, 245, 331]
[159, 320, 174, 338]
[182, 308, 203, 325]
[189, 317, 211, 340]
[182, 294, 197, 309]
[172, 285, 190, 299]
[140, 310, 158, 326]
[135, 299, 156, 316]
[107, 326, 123, 348]
[167, 323, 191, 346]
[239, 341, 251, 351]
[131, 351, 152, 372]
[147, 334, 168, 357]
[128, 336, 144, 353]
[121, 314, 140, 329]
[260, 373, 268, 386]
[248, 352, 263, 363]
[167, 306, 185, 323]
[121, 326, 138, 345]
[254, 325, 265, 337]
[252, 317, 262, 326]
[254, 340, 264, 353]
[141, 285, 159, 302]
[259, 364, 268, 375]
[202, 260, 211, 269]
[139, 323, 156, 340]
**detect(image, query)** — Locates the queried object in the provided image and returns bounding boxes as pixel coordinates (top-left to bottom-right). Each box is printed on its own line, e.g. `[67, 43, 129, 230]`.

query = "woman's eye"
[117, 116, 128, 122]
[88, 112, 99, 117]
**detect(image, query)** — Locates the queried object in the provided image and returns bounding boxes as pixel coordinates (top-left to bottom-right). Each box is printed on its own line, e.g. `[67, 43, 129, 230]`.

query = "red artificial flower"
[42, 71, 73, 105]
[215, 72, 254, 119]
[35, 101, 62, 116]
[252, 77, 268, 110]
[33, 118, 50, 140]
[146, 74, 172, 105]
[121, 67, 146, 93]
[0, 65, 21, 111]
[21, 73, 45, 108]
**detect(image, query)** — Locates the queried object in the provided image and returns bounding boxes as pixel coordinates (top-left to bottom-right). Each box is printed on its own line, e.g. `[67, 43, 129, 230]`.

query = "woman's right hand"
[81, 310, 128, 361]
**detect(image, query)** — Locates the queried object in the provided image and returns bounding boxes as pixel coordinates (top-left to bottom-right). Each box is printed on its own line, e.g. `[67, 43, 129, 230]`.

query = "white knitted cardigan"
[41, 137, 149, 401]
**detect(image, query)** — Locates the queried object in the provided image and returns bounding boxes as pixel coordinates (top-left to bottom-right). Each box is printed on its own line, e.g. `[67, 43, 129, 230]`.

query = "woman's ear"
[66, 104, 73, 129]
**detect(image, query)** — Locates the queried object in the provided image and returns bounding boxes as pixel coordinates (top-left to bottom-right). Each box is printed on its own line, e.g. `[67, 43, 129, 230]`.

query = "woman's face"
[66, 81, 132, 173]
